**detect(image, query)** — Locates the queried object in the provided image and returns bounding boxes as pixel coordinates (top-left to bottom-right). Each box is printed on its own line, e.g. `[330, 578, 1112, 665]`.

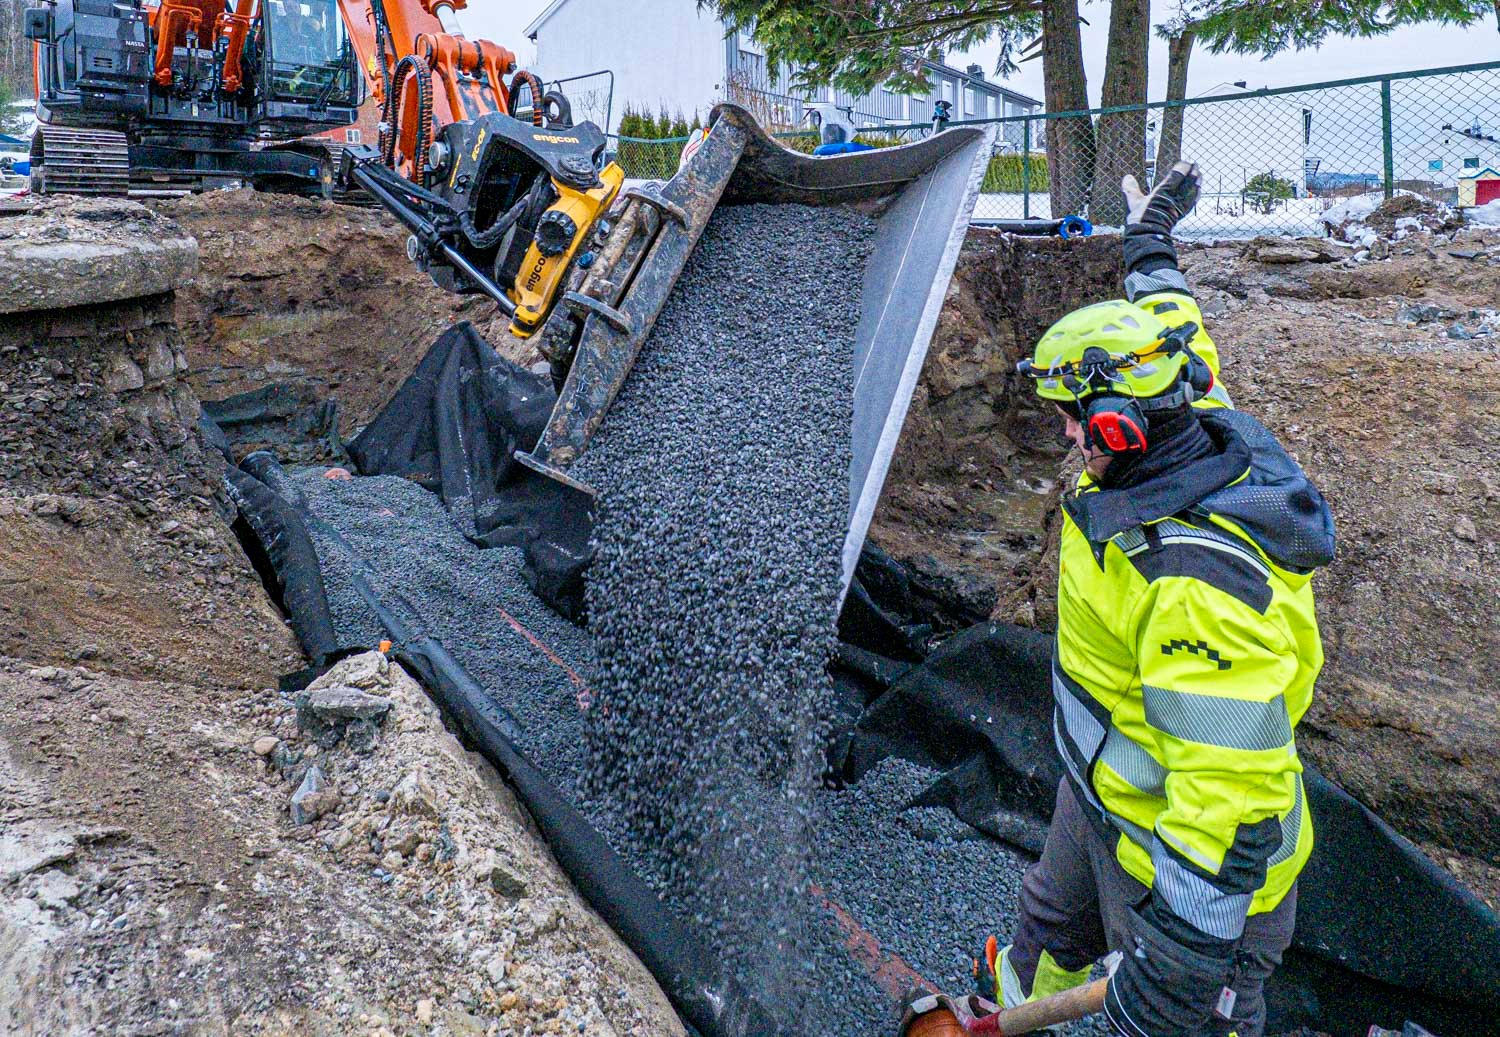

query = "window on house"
[941, 81, 954, 104]
[1465, 157, 1481, 168]
[1302, 109, 1312, 146]
[738, 21, 764, 56]
[345, 128, 361, 144]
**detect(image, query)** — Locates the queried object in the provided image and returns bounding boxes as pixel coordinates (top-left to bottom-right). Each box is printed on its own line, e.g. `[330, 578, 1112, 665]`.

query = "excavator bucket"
[515, 103, 995, 601]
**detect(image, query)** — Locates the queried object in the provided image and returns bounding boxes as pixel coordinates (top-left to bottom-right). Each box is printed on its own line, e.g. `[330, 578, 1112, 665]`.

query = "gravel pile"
[295, 202, 1049, 1034]
[298, 473, 598, 787]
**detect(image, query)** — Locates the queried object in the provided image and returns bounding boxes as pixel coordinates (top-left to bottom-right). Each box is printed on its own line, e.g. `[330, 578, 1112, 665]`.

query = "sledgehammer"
[898, 979, 1108, 1036]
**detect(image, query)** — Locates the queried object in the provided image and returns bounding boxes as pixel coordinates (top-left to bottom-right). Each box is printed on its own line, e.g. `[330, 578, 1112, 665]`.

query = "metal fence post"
[1381, 78, 1395, 200]
[1022, 118, 1032, 219]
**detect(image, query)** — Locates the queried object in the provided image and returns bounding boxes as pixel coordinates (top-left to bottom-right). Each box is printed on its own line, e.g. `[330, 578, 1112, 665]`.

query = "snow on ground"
[973, 192, 1342, 240]
[1467, 199, 1500, 227]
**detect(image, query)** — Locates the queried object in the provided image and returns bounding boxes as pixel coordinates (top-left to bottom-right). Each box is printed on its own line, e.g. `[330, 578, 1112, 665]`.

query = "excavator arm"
[331, 0, 623, 339]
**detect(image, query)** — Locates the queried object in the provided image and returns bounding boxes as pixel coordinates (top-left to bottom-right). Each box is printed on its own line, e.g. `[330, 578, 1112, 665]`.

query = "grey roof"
[921, 58, 1041, 109]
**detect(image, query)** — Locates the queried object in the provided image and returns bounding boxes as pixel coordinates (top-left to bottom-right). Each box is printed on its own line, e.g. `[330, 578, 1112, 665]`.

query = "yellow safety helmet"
[1022, 300, 1188, 405]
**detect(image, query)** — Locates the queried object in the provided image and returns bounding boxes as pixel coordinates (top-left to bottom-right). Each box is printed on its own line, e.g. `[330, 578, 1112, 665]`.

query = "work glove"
[1120, 161, 1202, 285]
[1102, 902, 1236, 1037]
[1122, 161, 1202, 233]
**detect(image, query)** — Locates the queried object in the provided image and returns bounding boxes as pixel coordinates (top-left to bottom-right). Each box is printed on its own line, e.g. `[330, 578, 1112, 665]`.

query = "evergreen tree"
[703, 0, 1499, 217]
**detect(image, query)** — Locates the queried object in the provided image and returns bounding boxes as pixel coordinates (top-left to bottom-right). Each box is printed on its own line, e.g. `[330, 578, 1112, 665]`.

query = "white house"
[1170, 84, 1312, 199]
[523, 1, 1039, 137]
[1403, 121, 1500, 189]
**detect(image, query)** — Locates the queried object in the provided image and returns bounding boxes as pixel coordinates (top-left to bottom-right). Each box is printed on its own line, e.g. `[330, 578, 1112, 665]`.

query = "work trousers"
[1009, 779, 1298, 1037]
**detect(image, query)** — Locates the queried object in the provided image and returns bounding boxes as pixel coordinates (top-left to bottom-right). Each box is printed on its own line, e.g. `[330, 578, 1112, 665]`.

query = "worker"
[995, 161, 1336, 1037]
[806, 104, 873, 156]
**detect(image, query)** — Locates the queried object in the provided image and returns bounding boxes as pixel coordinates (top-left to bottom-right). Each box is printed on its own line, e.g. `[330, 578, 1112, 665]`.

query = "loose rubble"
[0, 652, 683, 1036]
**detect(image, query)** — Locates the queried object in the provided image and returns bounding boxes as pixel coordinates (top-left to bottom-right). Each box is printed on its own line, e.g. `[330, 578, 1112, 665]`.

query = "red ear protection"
[1085, 396, 1150, 454]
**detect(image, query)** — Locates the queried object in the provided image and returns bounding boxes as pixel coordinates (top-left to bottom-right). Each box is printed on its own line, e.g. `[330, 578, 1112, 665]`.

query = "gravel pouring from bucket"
[514, 103, 994, 601]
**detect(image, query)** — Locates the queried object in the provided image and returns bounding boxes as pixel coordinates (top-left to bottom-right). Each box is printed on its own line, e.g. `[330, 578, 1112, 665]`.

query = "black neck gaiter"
[1098, 404, 1219, 491]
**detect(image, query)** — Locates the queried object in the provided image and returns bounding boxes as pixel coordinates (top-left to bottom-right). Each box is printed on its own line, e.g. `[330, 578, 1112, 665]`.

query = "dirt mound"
[0, 651, 681, 1036]
[873, 225, 1500, 903]
[1364, 193, 1463, 236]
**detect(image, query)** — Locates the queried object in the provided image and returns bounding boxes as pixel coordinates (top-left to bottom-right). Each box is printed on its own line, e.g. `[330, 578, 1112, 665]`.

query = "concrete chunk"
[0, 198, 197, 315]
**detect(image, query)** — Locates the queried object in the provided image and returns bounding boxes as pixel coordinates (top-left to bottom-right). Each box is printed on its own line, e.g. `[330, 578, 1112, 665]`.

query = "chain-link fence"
[603, 60, 1500, 240]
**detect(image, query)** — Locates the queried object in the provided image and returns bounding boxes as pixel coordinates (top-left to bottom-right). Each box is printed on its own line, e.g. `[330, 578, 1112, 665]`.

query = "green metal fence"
[606, 61, 1500, 240]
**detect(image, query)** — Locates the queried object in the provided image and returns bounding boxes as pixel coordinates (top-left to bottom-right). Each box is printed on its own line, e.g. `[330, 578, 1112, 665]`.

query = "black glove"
[1103, 901, 1236, 1037]
[1122, 162, 1202, 276]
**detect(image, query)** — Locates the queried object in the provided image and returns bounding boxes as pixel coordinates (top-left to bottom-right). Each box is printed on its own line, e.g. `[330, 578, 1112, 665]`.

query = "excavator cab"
[27, 0, 360, 194]
[261, 0, 358, 109]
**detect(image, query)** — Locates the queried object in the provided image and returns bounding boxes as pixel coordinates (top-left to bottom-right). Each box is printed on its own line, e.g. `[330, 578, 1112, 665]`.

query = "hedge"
[982, 152, 1049, 193]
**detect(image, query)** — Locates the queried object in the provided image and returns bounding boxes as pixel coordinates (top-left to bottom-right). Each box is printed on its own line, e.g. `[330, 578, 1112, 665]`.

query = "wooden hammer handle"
[991, 978, 1109, 1035]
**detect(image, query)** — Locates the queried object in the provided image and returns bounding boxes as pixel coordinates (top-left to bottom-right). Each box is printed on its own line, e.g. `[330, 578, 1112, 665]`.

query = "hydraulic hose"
[459, 191, 531, 250]
[508, 70, 545, 126]
[385, 54, 434, 176]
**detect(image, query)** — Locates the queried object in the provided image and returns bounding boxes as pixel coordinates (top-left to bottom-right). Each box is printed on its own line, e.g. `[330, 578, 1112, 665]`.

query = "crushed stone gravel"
[294, 202, 1069, 1033]
[572, 202, 869, 1005]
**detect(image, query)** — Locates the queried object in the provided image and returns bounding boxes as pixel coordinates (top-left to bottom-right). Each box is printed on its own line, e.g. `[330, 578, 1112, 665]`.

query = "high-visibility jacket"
[1052, 288, 1336, 942]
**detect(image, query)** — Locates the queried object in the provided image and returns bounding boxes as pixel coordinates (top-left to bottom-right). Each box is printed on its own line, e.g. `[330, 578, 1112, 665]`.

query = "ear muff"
[1085, 395, 1150, 455]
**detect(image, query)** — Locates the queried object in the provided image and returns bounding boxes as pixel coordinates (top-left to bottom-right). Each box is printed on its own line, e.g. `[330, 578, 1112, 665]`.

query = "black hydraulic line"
[351, 162, 519, 316]
[459, 190, 530, 250]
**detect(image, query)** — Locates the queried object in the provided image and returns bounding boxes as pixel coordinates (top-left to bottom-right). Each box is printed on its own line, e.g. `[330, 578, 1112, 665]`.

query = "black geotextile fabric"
[221, 461, 341, 668]
[840, 622, 1500, 1037]
[201, 382, 346, 465]
[344, 321, 593, 621]
[221, 451, 781, 1037]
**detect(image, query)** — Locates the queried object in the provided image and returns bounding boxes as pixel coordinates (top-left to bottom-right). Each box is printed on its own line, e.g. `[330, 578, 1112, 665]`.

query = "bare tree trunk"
[1154, 26, 1195, 182]
[1042, 0, 1094, 217]
[1091, 0, 1150, 225]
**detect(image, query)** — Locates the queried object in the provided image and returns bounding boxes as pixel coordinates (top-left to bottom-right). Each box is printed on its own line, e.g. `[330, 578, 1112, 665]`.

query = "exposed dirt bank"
[150, 191, 527, 439]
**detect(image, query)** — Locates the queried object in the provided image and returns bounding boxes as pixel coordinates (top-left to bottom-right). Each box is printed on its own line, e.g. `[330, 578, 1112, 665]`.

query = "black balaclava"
[1096, 399, 1219, 491]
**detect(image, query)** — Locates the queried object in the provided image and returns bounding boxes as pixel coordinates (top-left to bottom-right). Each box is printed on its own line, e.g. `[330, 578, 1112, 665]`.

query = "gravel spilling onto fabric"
[571, 202, 871, 1003]
[293, 203, 1072, 1034]
[299, 470, 1059, 1031]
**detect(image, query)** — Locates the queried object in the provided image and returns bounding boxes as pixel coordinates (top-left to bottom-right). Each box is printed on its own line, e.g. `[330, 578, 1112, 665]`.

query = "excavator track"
[30, 126, 131, 197]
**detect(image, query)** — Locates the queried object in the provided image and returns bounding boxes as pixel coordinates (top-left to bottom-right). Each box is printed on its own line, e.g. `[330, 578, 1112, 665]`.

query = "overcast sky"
[462, 1, 1499, 106]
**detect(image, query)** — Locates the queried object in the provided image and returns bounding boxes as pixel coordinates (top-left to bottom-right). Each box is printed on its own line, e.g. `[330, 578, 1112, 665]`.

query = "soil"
[870, 218, 1500, 905]
[0, 196, 679, 1036]
[149, 190, 532, 440]
[0, 651, 681, 1036]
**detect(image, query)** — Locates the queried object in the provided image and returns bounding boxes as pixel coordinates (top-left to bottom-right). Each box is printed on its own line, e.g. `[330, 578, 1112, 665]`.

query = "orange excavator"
[27, 0, 364, 194]
[330, 0, 624, 340]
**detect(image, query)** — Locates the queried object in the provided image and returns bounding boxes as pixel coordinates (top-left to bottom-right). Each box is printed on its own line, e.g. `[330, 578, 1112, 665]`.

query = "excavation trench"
[215, 225, 1500, 1037]
[13, 192, 1498, 1036]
